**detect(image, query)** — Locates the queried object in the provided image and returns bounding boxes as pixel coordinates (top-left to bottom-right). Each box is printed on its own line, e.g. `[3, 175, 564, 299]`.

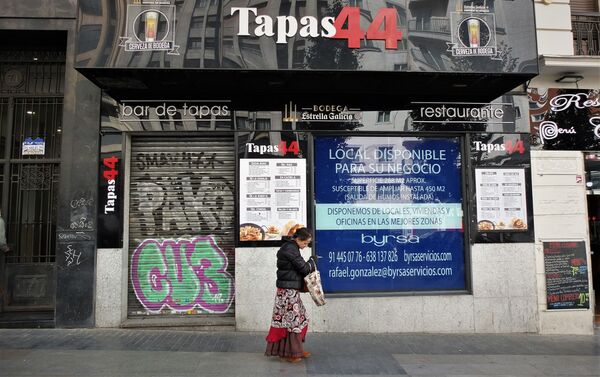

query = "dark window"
[377, 111, 391, 123]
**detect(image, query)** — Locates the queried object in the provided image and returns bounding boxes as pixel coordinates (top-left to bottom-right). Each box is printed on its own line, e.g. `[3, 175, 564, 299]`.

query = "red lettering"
[332, 7, 364, 48]
[365, 8, 402, 49]
[287, 141, 300, 155]
[504, 140, 525, 154]
[103, 156, 118, 170]
[102, 156, 119, 182]
[103, 169, 118, 181]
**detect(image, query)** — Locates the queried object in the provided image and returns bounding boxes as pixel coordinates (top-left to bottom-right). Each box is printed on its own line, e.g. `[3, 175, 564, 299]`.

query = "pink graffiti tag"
[131, 236, 234, 313]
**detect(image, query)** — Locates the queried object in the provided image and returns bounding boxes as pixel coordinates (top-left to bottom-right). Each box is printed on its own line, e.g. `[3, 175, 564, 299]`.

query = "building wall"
[534, 0, 574, 56]
[235, 243, 538, 333]
[1, 3, 101, 327]
[2, 0, 75, 18]
[531, 151, 595, 334]
[95, 248, 124, 327]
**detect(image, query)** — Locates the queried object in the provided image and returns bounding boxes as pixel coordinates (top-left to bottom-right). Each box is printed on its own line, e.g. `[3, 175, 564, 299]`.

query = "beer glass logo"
[144, 11, 159, 42]
[458, 17, 490, 48]
[133, 9, 169, 42]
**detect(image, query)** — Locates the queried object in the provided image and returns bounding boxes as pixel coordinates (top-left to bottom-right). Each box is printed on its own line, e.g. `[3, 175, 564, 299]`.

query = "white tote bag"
[304, 270, 326, 306]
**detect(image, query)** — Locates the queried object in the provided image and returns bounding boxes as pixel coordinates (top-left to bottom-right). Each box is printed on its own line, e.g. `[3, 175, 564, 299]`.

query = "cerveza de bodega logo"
[231, 7, 403, 49]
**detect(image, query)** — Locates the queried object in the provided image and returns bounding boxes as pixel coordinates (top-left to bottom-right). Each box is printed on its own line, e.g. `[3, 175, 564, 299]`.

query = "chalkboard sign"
[543, 241, 590, 310]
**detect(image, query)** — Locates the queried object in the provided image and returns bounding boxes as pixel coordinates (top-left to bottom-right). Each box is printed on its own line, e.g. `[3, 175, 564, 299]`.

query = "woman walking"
[265, 227, 316, 363]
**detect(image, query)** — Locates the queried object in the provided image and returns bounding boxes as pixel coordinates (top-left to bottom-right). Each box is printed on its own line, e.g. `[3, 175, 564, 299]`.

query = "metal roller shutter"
[571, 0, 597, 12]
[128, 136, 236, 319]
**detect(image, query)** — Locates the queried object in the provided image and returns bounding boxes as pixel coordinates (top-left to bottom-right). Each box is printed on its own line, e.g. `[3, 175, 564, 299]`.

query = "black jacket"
[276, 238, 316, 290]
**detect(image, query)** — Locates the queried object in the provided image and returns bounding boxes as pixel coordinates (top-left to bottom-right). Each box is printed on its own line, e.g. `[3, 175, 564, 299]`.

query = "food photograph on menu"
[475, 168, 528, 231]
[239, 159, 307, 242]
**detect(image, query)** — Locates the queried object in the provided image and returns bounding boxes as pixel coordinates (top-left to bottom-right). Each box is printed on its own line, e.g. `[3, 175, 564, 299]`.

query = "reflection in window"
[189, 38, 203, 49]
[205, 38, 216, 49]
[514, 107, 521, 119]
[190, 16, 205, 29]
[236, 117, 250, 130]
[77, 25, 101, 53]
[207, 16, 218, 28]
[378, 146, 393, 162]
[377, 111, 391, 123]
[530, 113, 545, 122]
[240, 39, 262, 56]
[412, 45, 445, 70]
[347, 146, 362, 161]
[256, 119, 271, 130]
[360, 38, 376, 50]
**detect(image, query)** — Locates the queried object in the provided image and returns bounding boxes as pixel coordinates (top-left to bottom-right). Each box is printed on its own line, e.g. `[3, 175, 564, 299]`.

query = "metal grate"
[6, 163, 60, 264]
[12, 98, 62, 159]
[0, 98, 8, 158]
[3, 97, 63, 264]
[128, 136, 236, 319]
[572, 13, 600, 56]
[0, 62, 65, 95]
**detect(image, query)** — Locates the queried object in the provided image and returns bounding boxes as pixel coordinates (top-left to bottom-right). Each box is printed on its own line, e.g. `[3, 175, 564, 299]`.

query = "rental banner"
[314, 136, 466, 293]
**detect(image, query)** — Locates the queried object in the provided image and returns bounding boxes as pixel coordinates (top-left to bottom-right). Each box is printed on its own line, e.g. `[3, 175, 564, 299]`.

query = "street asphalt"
[0, 328, 598, 377]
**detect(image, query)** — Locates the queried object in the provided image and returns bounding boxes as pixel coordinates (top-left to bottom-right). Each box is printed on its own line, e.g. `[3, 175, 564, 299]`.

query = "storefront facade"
[2, 0, 594, 333]
[75, 0, 543, 332]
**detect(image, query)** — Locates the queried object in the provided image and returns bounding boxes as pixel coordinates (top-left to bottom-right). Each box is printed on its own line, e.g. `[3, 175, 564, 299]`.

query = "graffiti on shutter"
[131, 236, 233, 313]
[128, 137, 235, 317]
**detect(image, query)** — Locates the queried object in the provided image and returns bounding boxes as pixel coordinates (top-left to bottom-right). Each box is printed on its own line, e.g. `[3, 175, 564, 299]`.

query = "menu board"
[239, 159, 307, 242]
[475, 168, 528, 231]
[543, 241, 590, 310]
[314, 136, 466, 293]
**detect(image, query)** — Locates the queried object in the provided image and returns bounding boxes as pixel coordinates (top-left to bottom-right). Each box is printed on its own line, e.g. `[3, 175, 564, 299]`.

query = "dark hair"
[292, 227, 312, 241]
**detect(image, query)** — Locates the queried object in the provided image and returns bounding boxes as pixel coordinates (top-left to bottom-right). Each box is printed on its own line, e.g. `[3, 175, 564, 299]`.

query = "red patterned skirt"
[265, 288, 309, 358]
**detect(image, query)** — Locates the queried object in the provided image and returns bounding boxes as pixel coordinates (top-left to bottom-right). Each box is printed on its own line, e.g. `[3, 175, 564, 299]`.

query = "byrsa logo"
[361, 233, 420, 247]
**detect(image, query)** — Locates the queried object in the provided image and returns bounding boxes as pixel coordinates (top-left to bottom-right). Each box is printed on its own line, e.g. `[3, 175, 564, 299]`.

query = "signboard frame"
[238, 158, 308, 244]
[542, 240, 591, 310]
[474, 167, 528, 232]
[312, 134, 470, 295]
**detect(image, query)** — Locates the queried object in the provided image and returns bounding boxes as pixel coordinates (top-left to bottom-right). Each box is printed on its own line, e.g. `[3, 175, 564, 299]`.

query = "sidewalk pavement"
[0, 328, 598, 377]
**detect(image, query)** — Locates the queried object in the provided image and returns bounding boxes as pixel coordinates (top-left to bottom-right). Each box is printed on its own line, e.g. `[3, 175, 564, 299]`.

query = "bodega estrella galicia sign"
[283, 102, 361, 122]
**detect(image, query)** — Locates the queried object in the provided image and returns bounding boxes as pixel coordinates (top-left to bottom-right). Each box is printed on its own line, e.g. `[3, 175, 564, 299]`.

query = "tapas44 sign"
[232, 7, 402, 49]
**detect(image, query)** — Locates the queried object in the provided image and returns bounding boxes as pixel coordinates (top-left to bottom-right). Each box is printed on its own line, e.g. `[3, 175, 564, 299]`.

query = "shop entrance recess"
[585, 153, 600, 327]
[0, 98, 62, 320]
[127, 136, 236, 323]
[0, 52, 64, 326]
